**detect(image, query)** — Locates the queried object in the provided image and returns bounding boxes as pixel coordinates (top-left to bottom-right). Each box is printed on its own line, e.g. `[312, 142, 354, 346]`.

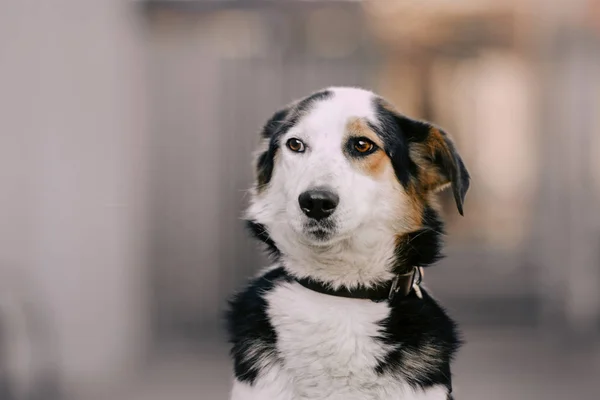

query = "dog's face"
[247, 87, 469, 257]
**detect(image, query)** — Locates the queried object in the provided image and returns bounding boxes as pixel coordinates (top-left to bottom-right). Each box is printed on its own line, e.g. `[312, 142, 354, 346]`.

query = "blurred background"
[1, 0, 600, 399]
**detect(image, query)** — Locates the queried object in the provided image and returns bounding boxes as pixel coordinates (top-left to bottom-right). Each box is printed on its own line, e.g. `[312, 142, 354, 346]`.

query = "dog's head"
[246, 87, 469, 280]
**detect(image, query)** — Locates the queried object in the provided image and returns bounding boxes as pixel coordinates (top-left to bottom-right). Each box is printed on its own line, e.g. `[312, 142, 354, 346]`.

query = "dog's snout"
[298, 188, 339, 221]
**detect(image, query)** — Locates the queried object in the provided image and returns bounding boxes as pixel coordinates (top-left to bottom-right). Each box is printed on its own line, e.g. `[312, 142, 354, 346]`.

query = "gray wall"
[0, 1, 149, 396]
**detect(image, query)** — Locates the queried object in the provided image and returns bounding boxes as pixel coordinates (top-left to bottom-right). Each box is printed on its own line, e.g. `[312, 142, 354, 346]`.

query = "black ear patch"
[260, 108, 291, 139]
[371, 98, 470, 215]
[255, 107, 290, 189]
[368, 102, 415, 188]
[428, 127, 470, 215]
[255, 90, 333, 190]
[405, 121, 470, 216]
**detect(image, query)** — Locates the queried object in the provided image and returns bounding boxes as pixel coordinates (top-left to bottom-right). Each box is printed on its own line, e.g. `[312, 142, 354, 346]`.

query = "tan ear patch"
[409, 127, 453, 192]
[344, 118, 389, 178]
[425, 127, 452, 161]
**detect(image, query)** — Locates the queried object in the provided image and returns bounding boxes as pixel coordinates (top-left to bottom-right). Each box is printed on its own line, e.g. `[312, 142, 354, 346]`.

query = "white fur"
[229, 282, 448, 400]
[247, 87, 414, 289]
[230, 380, 448, 400]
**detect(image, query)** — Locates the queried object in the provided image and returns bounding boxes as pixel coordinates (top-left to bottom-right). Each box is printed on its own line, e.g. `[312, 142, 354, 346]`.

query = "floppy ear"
[401, 118, 471, 215]
[254, 107, 291, 190]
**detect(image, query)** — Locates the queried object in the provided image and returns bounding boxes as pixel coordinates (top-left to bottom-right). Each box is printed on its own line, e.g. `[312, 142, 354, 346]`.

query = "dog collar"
[294, 266, 423, 303]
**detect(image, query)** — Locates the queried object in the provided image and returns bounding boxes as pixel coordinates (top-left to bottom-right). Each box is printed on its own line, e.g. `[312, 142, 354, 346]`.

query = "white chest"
[262, 283, 446, 400]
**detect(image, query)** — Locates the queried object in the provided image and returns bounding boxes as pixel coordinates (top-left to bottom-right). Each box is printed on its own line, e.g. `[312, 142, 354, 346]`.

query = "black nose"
[298, 188, 339, 221]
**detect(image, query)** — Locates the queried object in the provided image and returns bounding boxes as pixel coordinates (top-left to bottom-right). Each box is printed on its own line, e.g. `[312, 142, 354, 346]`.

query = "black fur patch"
[245, 220, 281, 260]
[256, 107, 294, 187]
[225, 267, 291, 384]
[293, 90, 333, 116]
[368, 99, 416, 188]
[393, 206, 445, 275]
[255, 90, 333, 189]
[375, 288, 462, 393]
[256, 142, 278, 189]
[261, 108, 291, 139]
[436, 135, 470, 216]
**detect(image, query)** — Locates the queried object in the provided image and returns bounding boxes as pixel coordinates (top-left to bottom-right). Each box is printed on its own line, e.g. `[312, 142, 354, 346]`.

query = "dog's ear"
[400, 117, 470, 215]
[254, 107, 291, 190]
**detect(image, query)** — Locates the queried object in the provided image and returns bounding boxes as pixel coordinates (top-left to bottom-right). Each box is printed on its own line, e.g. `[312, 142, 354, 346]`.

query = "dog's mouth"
[306, 227, 332, 241]
[303, 220, 336, 242]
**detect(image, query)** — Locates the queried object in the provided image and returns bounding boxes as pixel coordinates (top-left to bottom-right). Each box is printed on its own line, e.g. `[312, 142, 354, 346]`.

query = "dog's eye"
[353, 138, 375, 154]
[286, 138, 305, 153]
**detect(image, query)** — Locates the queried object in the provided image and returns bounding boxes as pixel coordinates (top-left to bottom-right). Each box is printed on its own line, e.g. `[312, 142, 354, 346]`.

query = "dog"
[226, 87, 470, 400]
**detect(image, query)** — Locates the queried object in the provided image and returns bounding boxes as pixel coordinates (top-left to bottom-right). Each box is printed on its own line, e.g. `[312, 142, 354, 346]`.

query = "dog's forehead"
[300, 87, 378, 136]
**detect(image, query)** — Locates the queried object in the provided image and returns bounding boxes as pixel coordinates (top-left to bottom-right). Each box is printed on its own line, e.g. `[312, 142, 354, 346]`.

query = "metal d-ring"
[388, 275, 400, 301]
[412, 266, 424, 299]
[412, 266, 423, 286]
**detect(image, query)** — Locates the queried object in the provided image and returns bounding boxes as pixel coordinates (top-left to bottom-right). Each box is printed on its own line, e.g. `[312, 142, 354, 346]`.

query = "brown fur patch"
[345, 118, 384, 147]
[403, 182, 425, 229]
[344, 118, 388, 178]
[409, 127, 454, 192]
[425, 127, 451, 160]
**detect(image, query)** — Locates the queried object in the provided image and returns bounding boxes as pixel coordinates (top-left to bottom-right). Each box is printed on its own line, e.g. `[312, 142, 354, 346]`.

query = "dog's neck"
[281, 231, 399, 289]
[247, 207, 444, 290]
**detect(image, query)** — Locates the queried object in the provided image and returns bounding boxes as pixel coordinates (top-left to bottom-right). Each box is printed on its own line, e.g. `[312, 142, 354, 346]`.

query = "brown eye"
[286, 138, 305, 153]
[354, 139, 374, 153]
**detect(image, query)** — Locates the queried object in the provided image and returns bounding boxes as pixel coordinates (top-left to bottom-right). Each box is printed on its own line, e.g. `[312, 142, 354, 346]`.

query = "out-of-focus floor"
[83, 326, 600, 400]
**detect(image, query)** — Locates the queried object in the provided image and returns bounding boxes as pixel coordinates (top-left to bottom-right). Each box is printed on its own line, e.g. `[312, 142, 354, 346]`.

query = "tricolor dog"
[226, 87, 470, 400]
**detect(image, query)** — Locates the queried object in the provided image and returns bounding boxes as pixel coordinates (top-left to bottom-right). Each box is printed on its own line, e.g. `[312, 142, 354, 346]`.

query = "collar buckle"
[388, 266, 422, 301]
[412, 266, 424, 299]
[388, 275, 401, 301]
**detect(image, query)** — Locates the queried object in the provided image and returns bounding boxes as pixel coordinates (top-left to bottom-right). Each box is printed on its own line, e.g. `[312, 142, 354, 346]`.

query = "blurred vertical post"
[0, 1, 149, 396]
